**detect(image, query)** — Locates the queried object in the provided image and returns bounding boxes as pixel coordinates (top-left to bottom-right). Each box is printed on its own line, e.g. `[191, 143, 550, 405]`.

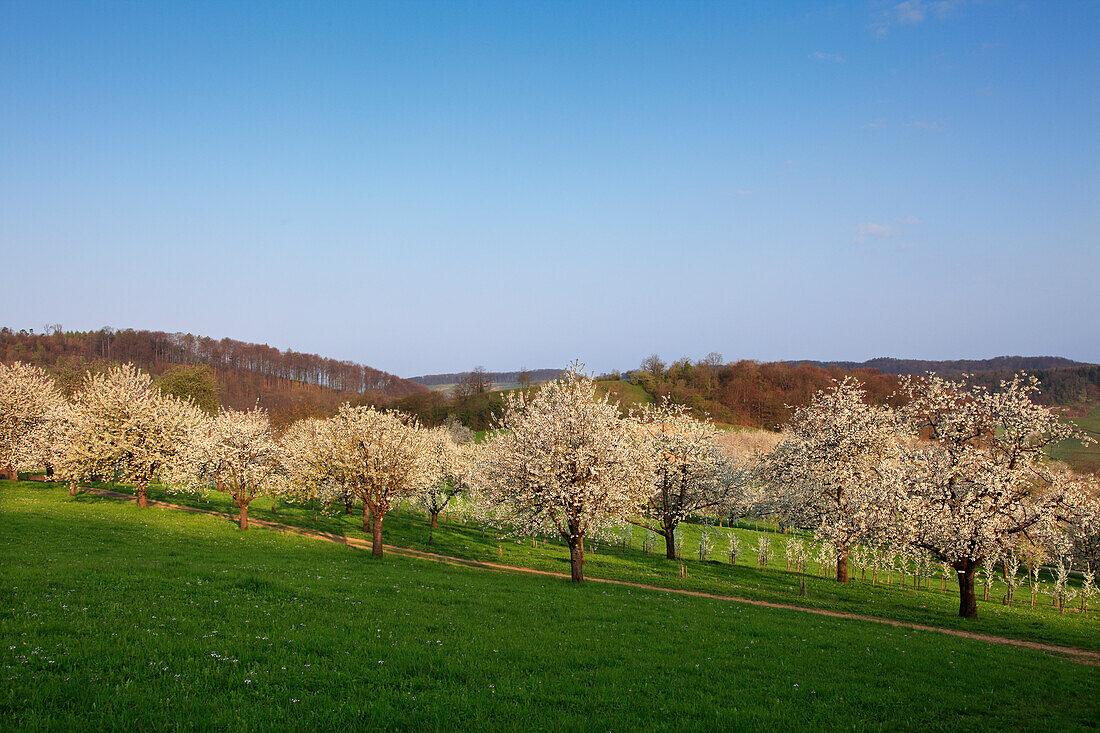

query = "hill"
[1048, 405, 1100, 474]
[619, 356, 1100, 472]
[595, 378, 654, 411]
[788, 357, 1100, 410]
[409, 368, 562, 390]
[626, 356, 1100, 422]
[0, 327, 427, 424]
[788, 355, 1093, 375]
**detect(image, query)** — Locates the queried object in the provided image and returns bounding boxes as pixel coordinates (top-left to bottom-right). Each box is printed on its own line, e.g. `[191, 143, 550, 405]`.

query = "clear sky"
[2, 1, 1097, 376]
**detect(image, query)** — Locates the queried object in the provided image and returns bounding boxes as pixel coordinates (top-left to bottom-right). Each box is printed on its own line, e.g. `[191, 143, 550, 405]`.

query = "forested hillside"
[0, 327, 426, 424]
[5, 326, 1096, 441]
[624, 355, 1100, 430]
[789, 356, 1090, 375]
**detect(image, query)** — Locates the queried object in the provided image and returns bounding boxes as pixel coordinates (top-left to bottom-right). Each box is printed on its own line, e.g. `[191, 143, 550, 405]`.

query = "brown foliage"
[631, 359, 902, 429]
[0, 327, 426, 427]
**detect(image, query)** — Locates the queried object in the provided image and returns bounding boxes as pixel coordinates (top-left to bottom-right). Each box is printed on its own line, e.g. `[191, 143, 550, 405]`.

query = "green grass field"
[596, 379, 655, 410]
[2, 482, 1098, 731]
[1049, 405, 1100, 473]
[23, 476, 1100, 653]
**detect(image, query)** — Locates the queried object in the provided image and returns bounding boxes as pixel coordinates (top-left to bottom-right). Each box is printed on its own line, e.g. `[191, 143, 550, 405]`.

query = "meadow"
[3, 481, 1099, 731]
[53, 475, 1100, 653]
[1050, 405, 1100, 474]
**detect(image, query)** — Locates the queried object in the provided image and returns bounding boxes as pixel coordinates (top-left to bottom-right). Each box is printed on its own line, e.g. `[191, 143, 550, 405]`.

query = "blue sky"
[2, 1, 1097, 376]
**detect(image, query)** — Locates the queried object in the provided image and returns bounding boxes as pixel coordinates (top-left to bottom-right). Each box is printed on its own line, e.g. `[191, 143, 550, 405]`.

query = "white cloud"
[894, 0, 928, 24]
[855, 222, 898, 243]
[872, 0, 962, 36]
[897, 216, 922, 225]
[810, 51, 845, 62]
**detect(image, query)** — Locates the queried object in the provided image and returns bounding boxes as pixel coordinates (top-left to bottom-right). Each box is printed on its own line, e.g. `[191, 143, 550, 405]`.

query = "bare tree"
[640, 354, 665, 378]
[468, 366, 493, 395]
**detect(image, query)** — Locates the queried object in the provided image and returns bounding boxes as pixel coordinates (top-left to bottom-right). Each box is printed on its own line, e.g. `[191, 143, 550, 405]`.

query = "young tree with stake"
[31, 400, 82, 494]
[279, 417, 341, 521]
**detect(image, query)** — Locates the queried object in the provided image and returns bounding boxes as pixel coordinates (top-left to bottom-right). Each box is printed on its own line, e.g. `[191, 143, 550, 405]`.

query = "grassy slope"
[2, 483, 1098, 731]
[1049, 405, 1100, 473]
[596, 379, 655, 410]
[20, 479, 1100, 653]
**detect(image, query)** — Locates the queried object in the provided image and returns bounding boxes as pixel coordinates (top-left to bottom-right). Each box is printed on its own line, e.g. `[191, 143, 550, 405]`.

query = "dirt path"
[76, 485, 1100, 666]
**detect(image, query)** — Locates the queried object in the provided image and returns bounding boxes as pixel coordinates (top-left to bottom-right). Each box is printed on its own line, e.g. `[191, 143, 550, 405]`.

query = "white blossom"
[631, 400, 734, 560]
[417, 427, 476, 538]
[167, 406, 285, 529]
[0, 362, 65, 479]
[756, 377, 907, 582]
[64, 364, 203, 507]
[894, 373, 1094, 617]
[476, 365, 655, 583]
[282, 404, 428, 556]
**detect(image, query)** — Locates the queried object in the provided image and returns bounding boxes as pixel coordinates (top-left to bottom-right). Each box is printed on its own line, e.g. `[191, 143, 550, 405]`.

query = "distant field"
[2, 482, 1098, 730]
[432, 378, 656, 410]
[595, 379, 654, 410]
[1048, 405, 1100, 473]
[428, 382, 525, 393]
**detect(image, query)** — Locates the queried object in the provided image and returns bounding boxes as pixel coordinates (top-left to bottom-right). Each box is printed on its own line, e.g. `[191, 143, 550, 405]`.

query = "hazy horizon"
[3, 2, 1097, 376]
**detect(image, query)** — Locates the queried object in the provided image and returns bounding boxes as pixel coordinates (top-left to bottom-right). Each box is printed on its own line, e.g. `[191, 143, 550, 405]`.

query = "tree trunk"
[363, 504, 370, 532]
[836, 548, 850, 583]
[957, 566, 978, 618]
[371, 512, 385, 557]
[430, 512, 439, 528]
[345, 495, 353, 514]
[238, 501, 249, 530]
[568, 535, 585, 583]
[2, 464, 17, 481]
[68, 481, 77, 497]
[45, 462, 54, 478]
[137, 485, 149, 509]
[664, 531, 676, 561]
